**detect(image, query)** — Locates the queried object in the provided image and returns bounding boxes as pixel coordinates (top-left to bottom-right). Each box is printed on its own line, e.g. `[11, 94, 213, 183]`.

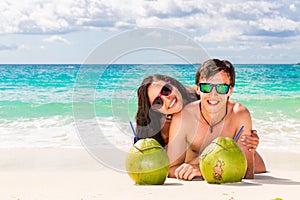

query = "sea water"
[0, 64, 299, 152]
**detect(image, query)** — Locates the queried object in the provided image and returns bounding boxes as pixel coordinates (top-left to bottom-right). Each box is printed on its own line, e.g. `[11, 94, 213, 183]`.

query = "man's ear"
[228, 86, 234, 97]
[196, 86, 200, 95]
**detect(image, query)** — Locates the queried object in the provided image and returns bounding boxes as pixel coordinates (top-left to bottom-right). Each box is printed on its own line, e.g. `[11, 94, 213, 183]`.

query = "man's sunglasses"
[199, 83, 230, 94]
[151, 83, 173, 110]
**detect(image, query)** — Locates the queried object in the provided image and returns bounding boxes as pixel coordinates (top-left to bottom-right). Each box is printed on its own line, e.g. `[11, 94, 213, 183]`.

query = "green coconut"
[200, 137, 247, 184]
[125, 138, 170, 185]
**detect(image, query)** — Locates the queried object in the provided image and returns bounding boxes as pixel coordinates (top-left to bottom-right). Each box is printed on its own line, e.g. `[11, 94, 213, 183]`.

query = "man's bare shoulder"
[229, 100, 250, 116]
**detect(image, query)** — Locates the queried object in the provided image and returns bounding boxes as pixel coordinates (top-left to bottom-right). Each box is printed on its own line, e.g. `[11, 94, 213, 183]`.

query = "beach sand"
[1, 148, 299, 200]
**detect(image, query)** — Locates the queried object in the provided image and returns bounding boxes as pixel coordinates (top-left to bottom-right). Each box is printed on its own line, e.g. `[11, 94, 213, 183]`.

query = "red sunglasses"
[151, 82, 173, 110]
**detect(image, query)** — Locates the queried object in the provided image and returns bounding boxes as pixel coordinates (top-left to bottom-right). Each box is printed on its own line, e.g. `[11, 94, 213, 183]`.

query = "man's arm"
[234, 104, 255, 179]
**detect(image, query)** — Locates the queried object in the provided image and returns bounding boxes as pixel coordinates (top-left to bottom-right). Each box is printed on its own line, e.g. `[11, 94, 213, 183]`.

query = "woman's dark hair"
[135, 74, 197, 147]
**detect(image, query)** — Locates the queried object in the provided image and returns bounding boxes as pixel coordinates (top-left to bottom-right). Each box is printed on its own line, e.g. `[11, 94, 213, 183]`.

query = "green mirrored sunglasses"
[199, 83, 230, 94]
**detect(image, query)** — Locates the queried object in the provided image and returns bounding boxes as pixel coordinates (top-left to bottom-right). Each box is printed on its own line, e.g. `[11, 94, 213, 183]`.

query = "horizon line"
[0, 62, 298, 65]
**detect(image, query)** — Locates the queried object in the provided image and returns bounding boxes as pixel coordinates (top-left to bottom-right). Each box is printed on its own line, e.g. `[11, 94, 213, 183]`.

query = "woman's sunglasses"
[151, 83, 173, 110]
[199, 83, 230, 94]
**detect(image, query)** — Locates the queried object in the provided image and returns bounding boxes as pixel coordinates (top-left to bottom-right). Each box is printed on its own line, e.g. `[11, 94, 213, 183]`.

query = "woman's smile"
[168, 97, 177, 109]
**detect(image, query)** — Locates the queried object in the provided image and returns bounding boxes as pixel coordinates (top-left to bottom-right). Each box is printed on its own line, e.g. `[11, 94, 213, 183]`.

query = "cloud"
[248, 16, 299, 34]
[0, 44, 18, 51]
[0, 0, 69, 34]
[0, 0, 299, 59]
[194, 29, 243, 43]
[42, 35, 71, 45]
[289, 3, 297, 12]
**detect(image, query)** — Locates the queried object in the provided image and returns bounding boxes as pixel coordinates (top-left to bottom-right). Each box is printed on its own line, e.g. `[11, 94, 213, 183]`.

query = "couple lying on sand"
[134, 59, 266, 180]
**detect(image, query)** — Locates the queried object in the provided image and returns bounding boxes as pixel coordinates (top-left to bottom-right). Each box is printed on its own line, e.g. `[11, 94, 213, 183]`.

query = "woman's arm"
[166, 111, 187, 178]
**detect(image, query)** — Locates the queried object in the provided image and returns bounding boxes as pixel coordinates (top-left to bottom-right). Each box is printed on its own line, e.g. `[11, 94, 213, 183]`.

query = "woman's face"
[147, 80, 183, 115]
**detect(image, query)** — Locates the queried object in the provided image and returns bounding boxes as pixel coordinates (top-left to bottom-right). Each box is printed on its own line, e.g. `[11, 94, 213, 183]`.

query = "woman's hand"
[241, 130, 260, 151]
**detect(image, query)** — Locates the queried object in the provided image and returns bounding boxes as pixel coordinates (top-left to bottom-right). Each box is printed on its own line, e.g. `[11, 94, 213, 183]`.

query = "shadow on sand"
[247, 172, 300, 185]
[194, 172, 300, 186]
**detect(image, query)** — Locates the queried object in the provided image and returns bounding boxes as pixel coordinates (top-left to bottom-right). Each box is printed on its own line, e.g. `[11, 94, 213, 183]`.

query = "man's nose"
[210, 86, 218, 96]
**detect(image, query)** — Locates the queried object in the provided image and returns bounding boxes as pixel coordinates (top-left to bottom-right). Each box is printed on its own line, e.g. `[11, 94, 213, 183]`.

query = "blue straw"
[130, 121, 139, 142]
[234, 125, 244, 141]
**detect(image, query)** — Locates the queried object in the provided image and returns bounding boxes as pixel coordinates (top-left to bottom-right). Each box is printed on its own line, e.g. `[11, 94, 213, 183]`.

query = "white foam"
[0, 116, 81, 148]
[0, 116, 133, 149]
[1, 115, 299, 153]
[253, 117, 300, 152]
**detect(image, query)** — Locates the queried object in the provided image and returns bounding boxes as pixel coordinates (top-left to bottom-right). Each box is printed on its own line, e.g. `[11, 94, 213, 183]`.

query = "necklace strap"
[199, 101, 228, 133]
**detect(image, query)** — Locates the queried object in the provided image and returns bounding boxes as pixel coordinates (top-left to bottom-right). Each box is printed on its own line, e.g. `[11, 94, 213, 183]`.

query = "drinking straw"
[233, 125, 244, 141]
[130, 121, 139, 142]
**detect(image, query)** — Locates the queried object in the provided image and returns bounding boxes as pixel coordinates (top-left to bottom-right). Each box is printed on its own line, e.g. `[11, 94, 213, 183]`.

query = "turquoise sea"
[0, 64, 299, 152]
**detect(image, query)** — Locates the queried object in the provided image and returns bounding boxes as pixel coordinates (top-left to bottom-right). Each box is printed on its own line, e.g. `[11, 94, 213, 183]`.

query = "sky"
[0, 0, 299, 64]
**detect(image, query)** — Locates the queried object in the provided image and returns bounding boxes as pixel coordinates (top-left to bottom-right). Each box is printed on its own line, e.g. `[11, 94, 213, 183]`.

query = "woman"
[135, 74, 198, 146]
[135, 74, 259, 151]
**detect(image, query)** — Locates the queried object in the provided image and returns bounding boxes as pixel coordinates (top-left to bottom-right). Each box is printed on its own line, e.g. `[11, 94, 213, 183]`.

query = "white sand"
[0, 148, 299, 200]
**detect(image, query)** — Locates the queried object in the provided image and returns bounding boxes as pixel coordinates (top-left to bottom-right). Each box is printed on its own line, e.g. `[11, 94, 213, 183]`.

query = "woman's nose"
[162, 94, 172, 106]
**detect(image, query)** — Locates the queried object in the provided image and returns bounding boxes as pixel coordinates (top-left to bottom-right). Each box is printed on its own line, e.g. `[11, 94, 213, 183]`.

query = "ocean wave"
[0, 101, 73, 118]
[0, 116, 79, 148]
[1, 114, 299, 153]
[0, 116, 133, 149]
[253, 116, 300, 152]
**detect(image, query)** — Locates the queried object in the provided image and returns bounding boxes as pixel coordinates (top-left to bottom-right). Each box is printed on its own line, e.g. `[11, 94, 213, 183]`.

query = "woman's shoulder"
[172, 100, 200, 120]
[184, 99, 200, 110]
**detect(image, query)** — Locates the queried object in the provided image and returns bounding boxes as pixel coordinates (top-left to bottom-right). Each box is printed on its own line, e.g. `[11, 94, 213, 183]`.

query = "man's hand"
[174, 163, 201, 181]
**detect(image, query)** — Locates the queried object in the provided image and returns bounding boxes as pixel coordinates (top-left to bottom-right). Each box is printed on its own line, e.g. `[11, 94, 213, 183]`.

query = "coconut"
[200, 137, 247, 184]
[125, 138, 170, 185]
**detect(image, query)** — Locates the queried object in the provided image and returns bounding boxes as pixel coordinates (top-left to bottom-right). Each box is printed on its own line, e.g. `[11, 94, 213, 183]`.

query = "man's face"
[197, 71, 233, 113]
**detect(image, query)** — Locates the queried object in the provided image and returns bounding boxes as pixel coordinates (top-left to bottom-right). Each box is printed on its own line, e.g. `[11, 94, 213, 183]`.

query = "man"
[167, 59, 266, 180]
